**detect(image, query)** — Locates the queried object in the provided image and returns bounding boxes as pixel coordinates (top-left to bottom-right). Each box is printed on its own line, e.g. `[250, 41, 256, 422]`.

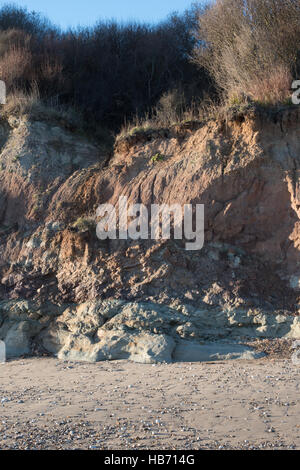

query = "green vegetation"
[72, 217, 96, 233]
[151, 153, 165, 163]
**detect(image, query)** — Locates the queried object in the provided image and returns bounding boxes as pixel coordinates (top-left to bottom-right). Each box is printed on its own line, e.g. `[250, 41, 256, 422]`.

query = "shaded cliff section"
[0, 106, 300, 315]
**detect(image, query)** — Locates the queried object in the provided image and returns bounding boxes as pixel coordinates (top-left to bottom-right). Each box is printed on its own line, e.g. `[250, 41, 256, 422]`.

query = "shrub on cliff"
[193, 0, 300, 105]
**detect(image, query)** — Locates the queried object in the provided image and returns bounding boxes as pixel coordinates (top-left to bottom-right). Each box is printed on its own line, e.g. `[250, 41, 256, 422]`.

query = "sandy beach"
[0, 356, 299, 450]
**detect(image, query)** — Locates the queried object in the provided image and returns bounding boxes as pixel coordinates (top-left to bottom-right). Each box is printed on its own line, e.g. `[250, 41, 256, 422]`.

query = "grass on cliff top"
[2, 89, 82, 127]
[1, 89, 115, 151]
[2, 88, 297, 149]
[117, 93, 299, 141]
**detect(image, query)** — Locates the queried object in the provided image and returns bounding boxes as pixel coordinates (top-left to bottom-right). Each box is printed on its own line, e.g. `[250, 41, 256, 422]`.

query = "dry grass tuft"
[1, 86, 83, 131]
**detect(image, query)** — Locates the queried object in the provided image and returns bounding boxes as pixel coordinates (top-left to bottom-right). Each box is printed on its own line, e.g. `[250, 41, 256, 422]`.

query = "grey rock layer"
[0, 299, 299, 362]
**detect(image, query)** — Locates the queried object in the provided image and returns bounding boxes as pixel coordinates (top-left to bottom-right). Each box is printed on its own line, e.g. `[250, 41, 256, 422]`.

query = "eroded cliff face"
[1, 107, 300, 362]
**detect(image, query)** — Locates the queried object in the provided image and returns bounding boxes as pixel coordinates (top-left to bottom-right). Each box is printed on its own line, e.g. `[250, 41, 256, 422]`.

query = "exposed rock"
[94, 329, 175, 364]
[4, 321, 39, 357]
[0, 300, 62, 358]
[0, 338, 5, 362]
[173, 341, 265, 362]
[0, 108, 300, 362]
[0, 108, 299, 309]
[1, 299, 299, 362]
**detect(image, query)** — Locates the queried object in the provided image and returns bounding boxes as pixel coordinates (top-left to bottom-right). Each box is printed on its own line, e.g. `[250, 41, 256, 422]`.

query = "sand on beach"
[0, 356, 299, 450]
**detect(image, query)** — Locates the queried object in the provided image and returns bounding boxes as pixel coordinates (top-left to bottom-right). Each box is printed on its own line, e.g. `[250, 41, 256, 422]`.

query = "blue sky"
[3, 1, 200, 28]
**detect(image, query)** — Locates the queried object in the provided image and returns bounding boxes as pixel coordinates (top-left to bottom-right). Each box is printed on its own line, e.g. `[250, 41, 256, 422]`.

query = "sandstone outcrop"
[0, 106, 300, 362]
